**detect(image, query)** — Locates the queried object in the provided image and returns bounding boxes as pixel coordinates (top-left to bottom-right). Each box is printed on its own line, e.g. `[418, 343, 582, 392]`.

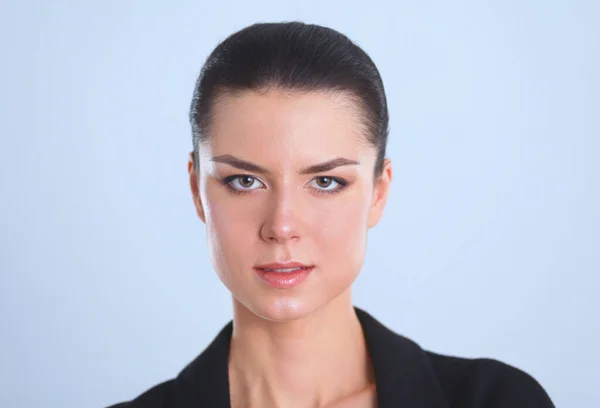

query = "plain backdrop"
[1, 1, 598, 407]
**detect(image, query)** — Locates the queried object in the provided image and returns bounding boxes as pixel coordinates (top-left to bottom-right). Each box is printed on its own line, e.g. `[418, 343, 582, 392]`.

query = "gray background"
[1, 1, 598, 407]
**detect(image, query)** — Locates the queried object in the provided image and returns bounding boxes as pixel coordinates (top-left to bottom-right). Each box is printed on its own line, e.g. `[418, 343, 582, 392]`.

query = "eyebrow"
[211, 155, 360, 175]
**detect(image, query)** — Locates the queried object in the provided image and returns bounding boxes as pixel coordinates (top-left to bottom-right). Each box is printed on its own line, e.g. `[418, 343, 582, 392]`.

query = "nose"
[260, 188, 302, 244]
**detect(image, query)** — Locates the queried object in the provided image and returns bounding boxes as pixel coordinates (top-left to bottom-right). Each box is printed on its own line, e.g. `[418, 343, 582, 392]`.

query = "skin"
[188, 88, 392, 408]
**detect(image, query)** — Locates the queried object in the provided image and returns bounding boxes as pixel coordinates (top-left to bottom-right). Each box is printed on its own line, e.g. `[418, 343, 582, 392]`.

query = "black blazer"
[107, 307, 554, 407]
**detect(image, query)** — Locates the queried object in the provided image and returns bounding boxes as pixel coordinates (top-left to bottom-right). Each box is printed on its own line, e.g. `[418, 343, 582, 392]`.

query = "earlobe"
[188, 152, 206, 224]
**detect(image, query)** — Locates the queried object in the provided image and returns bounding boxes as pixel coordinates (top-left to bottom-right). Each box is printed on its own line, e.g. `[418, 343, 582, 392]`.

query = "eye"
[310, 176, 344, 192]
[226, 175, 264, 191]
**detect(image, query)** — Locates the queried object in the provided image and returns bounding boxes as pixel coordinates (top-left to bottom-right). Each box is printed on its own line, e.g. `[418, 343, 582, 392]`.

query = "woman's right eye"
[224, 175, 264, 192]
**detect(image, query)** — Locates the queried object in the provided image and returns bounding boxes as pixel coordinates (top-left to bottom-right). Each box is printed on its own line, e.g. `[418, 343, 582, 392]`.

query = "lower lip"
[254, 266, 314, 289]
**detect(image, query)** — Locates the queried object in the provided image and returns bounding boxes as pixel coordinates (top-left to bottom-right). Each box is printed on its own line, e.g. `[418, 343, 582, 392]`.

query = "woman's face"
[189, 89, 392, 322]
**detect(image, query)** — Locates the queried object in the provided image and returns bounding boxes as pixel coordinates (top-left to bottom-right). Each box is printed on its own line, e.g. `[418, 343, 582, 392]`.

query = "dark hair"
[189, 21, 389, 178]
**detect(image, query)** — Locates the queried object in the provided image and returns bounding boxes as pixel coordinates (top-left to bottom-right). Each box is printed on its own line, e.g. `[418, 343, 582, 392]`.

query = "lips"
[261, 267, 305, 273]
[253, 262, 315, 288]
[254, 261, 313, 271]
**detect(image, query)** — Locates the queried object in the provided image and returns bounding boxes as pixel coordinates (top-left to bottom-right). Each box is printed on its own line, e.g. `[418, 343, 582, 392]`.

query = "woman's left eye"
[309, 176, 344, 192]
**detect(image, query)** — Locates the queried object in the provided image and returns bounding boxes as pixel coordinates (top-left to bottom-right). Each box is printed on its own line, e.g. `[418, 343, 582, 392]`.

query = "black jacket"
[107, 307, 554, 407]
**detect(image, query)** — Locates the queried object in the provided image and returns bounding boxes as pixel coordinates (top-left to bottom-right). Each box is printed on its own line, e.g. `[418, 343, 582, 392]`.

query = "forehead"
[205, 89, 370, 158]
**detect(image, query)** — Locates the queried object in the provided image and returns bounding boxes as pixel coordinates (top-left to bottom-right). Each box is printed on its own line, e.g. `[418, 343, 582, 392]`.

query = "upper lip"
[254, 261, 312, 269]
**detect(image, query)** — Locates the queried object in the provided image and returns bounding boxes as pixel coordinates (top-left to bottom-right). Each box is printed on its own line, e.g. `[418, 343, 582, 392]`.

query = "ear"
[367, 158, 392, 229]
[188, 151, 206, 223]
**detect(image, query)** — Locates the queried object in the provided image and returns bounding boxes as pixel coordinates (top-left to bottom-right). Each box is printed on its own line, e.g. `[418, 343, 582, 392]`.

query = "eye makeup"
[220, 174, 350, 196]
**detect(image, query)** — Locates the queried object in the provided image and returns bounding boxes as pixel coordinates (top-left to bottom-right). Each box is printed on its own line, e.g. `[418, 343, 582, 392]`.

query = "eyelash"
[221, 175, 349, 196]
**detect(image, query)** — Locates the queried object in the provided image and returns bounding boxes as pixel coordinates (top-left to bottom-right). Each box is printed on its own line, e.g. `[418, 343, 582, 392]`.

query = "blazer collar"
[171, 307, 449, 407]
[355, 308, 450, 407]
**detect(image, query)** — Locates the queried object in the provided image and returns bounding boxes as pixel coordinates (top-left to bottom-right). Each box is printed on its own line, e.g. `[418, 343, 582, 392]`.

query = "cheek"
[202, 179, 259, 236]
[311, 191, 371, 264]
[313, 203, 366, 239]
[202, 191, 259, 282]
[209, 201, 255, 242]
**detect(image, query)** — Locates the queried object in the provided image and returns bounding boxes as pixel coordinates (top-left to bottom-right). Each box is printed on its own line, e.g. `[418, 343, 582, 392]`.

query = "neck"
[228, 290, 374, 407]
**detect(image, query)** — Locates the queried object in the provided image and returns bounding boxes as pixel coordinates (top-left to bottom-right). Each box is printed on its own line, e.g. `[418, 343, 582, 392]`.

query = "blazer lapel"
[356, 307, 450, 408]
[170, 321, 233, 408]
[170, 307, 449, 408]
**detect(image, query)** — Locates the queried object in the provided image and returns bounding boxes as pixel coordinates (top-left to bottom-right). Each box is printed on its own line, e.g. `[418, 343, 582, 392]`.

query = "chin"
[241, 295, 322, 323]
[227, 271, 357, 324]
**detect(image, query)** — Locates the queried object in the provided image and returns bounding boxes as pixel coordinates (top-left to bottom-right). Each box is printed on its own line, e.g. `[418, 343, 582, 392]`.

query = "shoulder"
[354, 307, 555, 408]
[104, 321, 234, 408]
[425, 351, 555, 408]
[104, 379, 174, 408]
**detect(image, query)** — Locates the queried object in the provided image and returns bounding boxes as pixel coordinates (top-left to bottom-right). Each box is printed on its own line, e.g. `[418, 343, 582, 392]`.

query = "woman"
[107, 22, 554, 408]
